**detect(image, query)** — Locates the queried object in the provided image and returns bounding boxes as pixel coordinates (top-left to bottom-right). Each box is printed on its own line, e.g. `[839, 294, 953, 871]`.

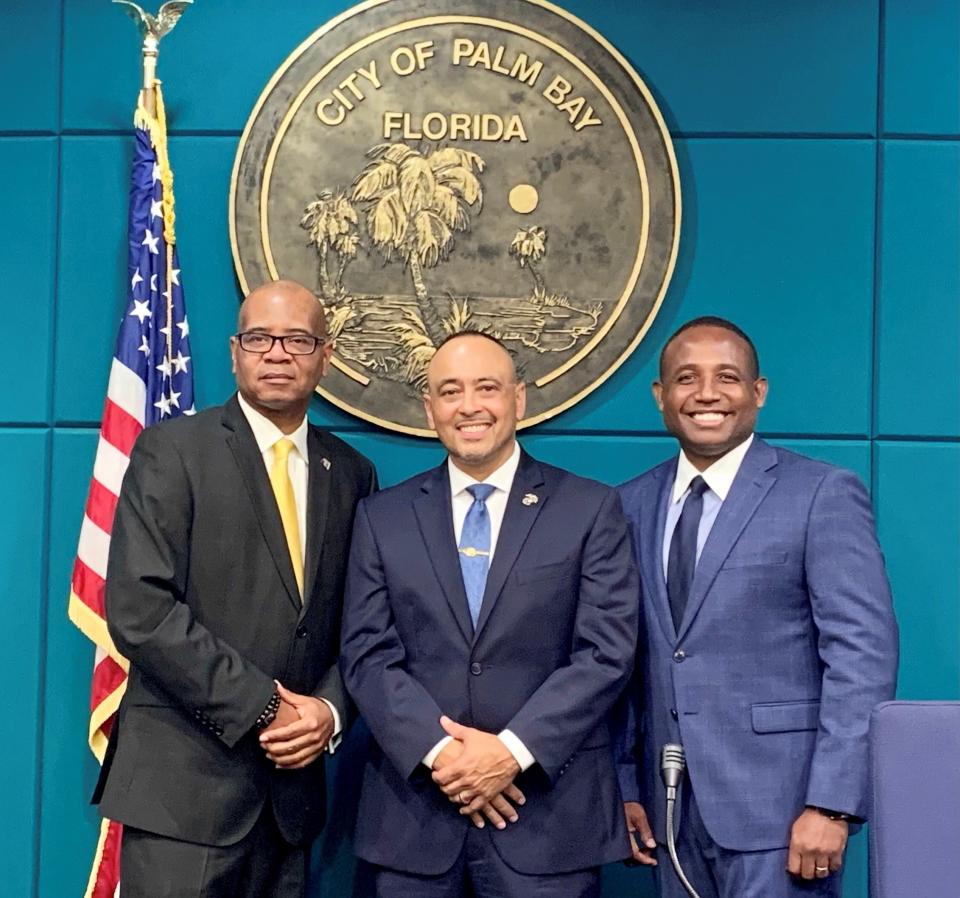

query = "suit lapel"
[643, 460, 679, 645]
[302, 426, 332, 609]
[413, 464, 473, 643]
[676, 438, 778, 641]
[222, 397, 302, 611]
[473, 453, 547, 642]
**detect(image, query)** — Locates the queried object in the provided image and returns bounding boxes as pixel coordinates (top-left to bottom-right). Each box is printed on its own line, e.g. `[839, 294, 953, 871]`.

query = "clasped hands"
[431, 715, 525, 831]
[258, 682, 335, 769]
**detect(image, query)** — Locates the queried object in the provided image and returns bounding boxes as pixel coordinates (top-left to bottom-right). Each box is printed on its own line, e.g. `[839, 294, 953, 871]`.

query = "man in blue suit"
[341, 331, 638, 897]
[616, 317, 898, 897]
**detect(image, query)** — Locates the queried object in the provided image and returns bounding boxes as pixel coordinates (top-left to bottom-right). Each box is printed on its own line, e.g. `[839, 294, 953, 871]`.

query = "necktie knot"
[273, 438, 294, 463]
[467, 483, 496, 503]
[688, 475, 708, 498]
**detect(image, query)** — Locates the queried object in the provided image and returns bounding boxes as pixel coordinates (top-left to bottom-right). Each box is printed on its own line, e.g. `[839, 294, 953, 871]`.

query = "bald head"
[239, 279, 326, 336]
[428, 331, 518, 387]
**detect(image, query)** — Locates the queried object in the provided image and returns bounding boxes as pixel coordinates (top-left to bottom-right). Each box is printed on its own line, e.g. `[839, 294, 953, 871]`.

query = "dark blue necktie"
[667, 476, 708, 632]
[458, 483, 496, 628]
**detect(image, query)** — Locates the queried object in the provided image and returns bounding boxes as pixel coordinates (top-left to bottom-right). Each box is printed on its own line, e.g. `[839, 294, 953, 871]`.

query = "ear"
[319, 340, 334, 378]
[754, 377, 769, 408]
[652, 380, 664, 411]
[229, 336, 238, 375]
[514, 381, 527, 420]
[423, 393, 436, 431]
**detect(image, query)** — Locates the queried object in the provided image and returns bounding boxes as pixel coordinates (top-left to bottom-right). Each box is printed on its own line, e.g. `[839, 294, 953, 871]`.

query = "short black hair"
[659, 316, 760, 380]
[433, 330, 522, 380]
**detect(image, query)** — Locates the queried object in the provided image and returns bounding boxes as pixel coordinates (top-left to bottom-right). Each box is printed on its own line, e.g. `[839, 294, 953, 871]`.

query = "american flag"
[67, 85, 194, 898]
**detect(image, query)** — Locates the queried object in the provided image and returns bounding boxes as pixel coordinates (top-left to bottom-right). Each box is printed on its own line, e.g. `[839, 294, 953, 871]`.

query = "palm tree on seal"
[352, 143, 484, 346]
[510, 225, 548, 298]
[300, 189, 359, 299]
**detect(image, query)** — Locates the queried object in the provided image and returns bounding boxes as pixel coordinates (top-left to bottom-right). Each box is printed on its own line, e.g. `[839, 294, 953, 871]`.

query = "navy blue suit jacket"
[340, 451, 638, 875]
[615, 438, 899, 851]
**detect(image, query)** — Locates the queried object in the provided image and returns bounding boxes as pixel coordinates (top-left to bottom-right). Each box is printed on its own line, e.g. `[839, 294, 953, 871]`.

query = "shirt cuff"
[318, 698, 342, 755]
[498, 729, 535, 772]
[422, 736, 453, 769]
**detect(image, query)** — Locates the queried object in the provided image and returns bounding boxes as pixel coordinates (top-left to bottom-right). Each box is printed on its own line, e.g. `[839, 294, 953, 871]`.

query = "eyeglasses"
[235, 332, 326, 355]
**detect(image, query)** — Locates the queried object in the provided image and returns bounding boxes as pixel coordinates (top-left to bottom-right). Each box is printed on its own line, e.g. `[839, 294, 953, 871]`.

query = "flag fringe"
[134, 83, 177, 245]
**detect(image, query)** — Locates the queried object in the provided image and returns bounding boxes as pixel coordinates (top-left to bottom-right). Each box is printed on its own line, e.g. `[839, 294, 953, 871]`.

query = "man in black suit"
[96, 280, 377, 898]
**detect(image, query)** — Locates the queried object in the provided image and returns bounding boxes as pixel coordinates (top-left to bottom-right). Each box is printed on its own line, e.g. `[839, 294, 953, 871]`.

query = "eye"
[286, 336, 314, 351]
[676, 373, 695, 384]
[245, 333, 271, 349]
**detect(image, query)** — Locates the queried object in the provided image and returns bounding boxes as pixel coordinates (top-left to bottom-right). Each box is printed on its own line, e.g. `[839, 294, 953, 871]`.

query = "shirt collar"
[237, 392, 310, 463]
[447, 441, 521, 497]
[671, 434, 754, 503]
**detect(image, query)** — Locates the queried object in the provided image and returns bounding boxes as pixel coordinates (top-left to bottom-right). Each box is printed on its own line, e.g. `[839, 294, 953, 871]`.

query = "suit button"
[470, 662, 482, 676]
[296, 626, 308, 638]
[670, 708, 679, 720]
[673, 649, 686, 663]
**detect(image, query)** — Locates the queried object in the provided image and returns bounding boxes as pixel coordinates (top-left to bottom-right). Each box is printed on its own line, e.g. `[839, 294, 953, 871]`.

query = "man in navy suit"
[615, 317, 898, 897]
[341, 331, 638, 897]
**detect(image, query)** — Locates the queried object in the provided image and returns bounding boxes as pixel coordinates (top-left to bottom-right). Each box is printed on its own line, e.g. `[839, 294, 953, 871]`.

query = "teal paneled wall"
[1, 2, 956, 896]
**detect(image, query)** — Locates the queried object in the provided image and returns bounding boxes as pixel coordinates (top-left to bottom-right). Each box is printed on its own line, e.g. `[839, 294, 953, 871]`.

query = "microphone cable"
[660, 743, 703, 898]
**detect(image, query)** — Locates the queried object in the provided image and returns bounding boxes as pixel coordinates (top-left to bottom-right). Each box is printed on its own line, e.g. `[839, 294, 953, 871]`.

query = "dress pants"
[375, 824, 600, 898]
[655, 784, 842, 898]
[120, 802, 306, 898]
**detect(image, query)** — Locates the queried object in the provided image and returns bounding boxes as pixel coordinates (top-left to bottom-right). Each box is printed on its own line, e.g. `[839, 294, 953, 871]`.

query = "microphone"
[659, 743, 702, 898]
[660, 743, 686, 795]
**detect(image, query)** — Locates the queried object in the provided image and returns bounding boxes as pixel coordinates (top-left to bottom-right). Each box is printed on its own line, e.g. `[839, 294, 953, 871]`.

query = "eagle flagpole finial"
[113, 0, 192, 101]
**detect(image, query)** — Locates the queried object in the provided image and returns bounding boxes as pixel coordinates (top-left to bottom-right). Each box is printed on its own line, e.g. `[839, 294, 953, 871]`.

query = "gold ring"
[458, 791, 468, 804]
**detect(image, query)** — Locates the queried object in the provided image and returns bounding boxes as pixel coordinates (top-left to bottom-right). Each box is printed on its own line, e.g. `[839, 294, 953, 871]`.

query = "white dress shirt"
[237, 393, 342, 749]
[422, 441, 536, 773]
[662, 433, 754, 580]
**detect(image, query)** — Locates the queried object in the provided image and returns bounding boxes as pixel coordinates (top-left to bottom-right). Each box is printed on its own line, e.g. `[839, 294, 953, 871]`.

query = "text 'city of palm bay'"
[315, 38, 604, 141]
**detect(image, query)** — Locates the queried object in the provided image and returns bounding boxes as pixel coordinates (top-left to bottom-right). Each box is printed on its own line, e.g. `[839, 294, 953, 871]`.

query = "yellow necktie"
[269, 438, 304, 599]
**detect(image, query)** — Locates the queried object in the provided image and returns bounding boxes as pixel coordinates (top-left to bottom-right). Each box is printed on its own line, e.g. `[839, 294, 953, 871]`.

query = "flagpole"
[141, 33, 158, 116]
[113, 1, 194, 115]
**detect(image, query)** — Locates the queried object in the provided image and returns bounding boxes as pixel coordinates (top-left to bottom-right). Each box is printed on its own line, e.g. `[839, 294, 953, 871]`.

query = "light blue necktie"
[458, 483, 496, 628]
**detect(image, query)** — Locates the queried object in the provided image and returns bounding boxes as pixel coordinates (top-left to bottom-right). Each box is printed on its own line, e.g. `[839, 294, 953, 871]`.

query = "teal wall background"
[2, 1, 958, 896]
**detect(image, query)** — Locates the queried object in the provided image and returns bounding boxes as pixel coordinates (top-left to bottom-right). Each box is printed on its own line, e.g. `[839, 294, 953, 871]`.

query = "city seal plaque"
[230, 0, 681, 436]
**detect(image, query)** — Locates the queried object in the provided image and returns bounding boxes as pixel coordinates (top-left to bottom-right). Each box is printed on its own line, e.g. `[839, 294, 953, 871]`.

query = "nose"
[460, 387, 479, 414]
[264, 336, 293, 362]
[694, 378, 720, 401]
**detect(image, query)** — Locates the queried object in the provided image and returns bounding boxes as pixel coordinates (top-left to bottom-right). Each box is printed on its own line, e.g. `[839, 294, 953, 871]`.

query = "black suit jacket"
[96, 395, 377, 847]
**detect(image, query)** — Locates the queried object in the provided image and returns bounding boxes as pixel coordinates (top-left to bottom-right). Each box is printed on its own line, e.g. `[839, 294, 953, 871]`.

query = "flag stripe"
[77, 515, 111, 581]
[106, 358, 148, 426]
[70, 559, 106, 617]
[91, 655, 127, 710]
[92, 436, 130, 499]
[85, 478, 120, 537]
[101, 397, 143, 458]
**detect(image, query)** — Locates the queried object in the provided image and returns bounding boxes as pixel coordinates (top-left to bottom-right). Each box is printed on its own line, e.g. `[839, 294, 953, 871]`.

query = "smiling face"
[423, 334, 526, 480]
[653, 324, 767, 471]
[230, 280, 332, 431]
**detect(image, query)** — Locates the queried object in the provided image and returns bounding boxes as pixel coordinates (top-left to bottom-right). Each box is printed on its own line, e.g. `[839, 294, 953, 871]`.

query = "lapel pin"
[522, 493, 539, 506]
[321, 457, 331, 470]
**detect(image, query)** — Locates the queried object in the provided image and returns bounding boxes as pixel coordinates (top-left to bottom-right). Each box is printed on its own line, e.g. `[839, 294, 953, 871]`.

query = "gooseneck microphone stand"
[660, 744, 703, 898]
